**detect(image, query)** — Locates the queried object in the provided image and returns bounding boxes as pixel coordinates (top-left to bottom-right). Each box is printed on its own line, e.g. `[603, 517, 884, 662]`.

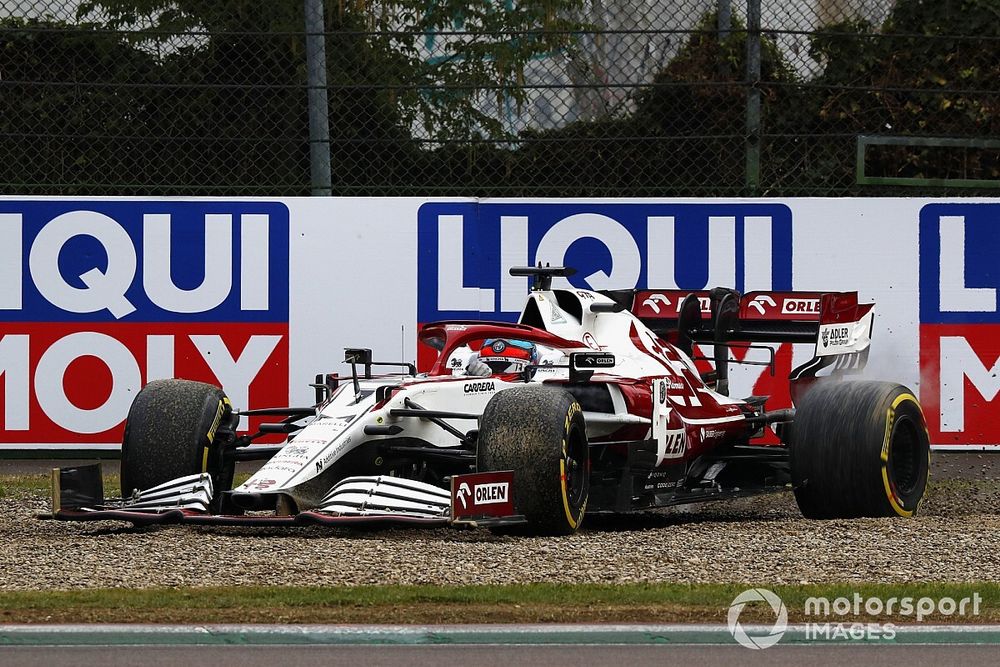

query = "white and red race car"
[51, 266, 930, 534]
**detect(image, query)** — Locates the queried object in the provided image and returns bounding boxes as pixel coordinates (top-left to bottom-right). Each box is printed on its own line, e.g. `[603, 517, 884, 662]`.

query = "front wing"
[46, 464, 523, 529]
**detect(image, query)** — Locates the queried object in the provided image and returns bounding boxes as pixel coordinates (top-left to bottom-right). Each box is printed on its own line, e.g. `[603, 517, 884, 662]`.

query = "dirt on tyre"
[120, 379, 234, 511]
[791, 381, 930, 519]
[477, 386, 589, 535]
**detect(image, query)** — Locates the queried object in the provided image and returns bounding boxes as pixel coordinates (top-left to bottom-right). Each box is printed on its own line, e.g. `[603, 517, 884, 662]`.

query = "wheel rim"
[889, 415, 923, 497]
[564, 424, 588, 508]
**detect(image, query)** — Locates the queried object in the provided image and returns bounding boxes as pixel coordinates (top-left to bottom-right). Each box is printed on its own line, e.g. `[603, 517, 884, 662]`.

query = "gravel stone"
[1, 455, 997, 590]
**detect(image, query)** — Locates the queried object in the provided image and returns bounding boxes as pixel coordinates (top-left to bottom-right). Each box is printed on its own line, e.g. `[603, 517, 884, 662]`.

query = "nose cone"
[226, 491, 276, 512]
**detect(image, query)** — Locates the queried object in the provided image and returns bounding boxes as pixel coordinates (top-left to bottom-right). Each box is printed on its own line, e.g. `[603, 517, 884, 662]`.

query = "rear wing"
[628, 288, 872, 345]
[604, 287, 874, 395]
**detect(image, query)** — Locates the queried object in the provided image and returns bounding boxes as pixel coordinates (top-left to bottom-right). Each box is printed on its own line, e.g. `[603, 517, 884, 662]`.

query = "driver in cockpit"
[450, 338, 564, 378]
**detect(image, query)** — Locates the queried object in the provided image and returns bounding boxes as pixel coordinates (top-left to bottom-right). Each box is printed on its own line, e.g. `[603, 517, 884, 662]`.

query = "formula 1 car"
[50, 265, 930, 534]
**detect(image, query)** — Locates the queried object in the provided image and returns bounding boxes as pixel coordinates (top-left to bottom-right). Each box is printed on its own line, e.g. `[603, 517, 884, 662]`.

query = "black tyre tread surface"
[120, 379, 229, 497]
[478, 386, 588, 535]
[791, 380, 930, 519]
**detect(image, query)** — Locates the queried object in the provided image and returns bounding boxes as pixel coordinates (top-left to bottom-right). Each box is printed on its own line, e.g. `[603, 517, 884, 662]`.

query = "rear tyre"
[477, 386, 589, 535]
[791, 381, 930, 519]
[120, 379, 235, 511]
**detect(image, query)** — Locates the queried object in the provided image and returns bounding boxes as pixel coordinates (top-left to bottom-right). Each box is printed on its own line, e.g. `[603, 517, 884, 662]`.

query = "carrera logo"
[782, 298, 820, 315]
[475, 482, 509, 504]
[463, 381, 496, 393]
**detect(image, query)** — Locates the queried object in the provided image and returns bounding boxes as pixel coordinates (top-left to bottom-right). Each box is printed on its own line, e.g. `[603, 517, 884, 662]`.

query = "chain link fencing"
[0, 0, 997, 197]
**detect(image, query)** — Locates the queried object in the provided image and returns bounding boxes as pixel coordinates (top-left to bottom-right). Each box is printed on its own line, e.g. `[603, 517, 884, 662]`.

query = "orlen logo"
[0, 201, 290, 443]
[475, 482, 509, 504]
[919, 204, 1000, 445]
[416, 202, 793, 324]
[782, 298, 819, 315]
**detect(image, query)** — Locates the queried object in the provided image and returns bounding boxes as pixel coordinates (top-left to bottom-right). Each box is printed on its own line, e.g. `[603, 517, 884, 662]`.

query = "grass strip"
[0, 582, 997, 625]
[0, 471, 260, 498]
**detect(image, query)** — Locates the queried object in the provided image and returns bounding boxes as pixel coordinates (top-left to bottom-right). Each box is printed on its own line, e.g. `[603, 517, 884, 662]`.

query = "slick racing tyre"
[791, 381, 930, 519]
[478, 386, 589, 535]
[120, 379, 235, 512]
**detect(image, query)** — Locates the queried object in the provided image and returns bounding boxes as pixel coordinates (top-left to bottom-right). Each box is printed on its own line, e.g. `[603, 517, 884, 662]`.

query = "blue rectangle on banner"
[0, 200, 289, 322]
[417, 201, 793, 322]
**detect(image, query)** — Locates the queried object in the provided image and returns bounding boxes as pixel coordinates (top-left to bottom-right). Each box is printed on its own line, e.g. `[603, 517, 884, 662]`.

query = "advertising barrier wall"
[0, 197, 997, 449]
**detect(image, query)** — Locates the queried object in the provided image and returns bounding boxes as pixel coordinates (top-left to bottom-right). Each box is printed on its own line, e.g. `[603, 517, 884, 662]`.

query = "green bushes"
[0, 0, 996, 196]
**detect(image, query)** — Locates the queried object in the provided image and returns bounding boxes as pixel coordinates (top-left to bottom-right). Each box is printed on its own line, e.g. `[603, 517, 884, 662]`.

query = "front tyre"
[120, 379, 235, 511]
[791, 381, 930, 519]
[477, 386, 589, 535]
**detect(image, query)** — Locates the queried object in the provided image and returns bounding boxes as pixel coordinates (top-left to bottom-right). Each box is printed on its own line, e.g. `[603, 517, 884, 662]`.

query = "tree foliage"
[76, 0, 587, 141]
[780, 0, 1000, 185]
[0, 0, 997, 195]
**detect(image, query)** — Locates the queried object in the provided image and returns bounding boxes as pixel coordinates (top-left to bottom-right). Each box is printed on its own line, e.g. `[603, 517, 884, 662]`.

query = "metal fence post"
[304, 0, 332, 196]
[745, 0, 761, 194]
[718, 0, 731, 40]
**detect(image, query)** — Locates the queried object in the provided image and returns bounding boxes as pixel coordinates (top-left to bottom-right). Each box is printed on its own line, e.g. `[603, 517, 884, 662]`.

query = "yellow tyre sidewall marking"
[560, 402, 585, 530]
[203, 398, 230, 473]
[559, 453, 577, 530]
[207, 399, 227, 444]
[880, 393, 923, 517]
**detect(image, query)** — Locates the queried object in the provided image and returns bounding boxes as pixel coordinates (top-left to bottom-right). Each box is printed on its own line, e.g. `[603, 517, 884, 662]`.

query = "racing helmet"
[477, 338, 538, 374]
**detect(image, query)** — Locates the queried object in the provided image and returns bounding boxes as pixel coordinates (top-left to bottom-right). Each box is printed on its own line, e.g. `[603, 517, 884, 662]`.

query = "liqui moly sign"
[919, 204, 1000, 445]
[0, 201, 289, 443]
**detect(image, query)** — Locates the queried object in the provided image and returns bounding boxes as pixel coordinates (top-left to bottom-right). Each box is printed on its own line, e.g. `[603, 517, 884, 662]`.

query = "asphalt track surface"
[2, 644, 1000, 667]
[2, 625, 1000, 667]
[3, 637, 1000, 667]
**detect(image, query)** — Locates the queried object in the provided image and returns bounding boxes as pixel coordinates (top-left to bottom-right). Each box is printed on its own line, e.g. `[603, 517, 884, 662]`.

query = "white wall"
[1, 196, 996, 448]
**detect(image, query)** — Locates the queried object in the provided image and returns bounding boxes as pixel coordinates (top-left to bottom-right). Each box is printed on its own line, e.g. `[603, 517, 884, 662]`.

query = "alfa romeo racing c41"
[50, 266, 931, 534]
